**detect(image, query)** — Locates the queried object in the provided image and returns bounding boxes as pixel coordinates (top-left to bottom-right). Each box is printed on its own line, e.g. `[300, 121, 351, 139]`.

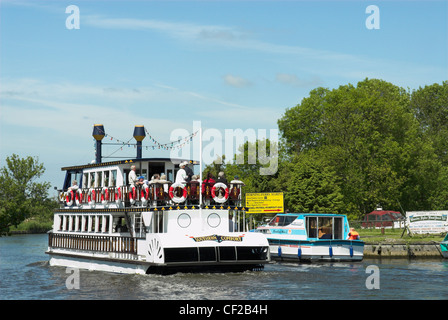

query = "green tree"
[276, 150, 345, 215]
[278, 78, 443, 218]
[411, 81, 448, 165]
[202, 139, 279, 207]
[0, 154, 53, 233]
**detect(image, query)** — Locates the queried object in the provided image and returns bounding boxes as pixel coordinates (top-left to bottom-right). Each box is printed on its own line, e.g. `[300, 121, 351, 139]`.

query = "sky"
[0, 0, 447, 193]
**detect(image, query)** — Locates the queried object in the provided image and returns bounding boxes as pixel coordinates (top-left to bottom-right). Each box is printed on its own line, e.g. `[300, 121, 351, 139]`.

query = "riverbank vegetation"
[357, 228, 445, 244]
[0, 154, 58, 234]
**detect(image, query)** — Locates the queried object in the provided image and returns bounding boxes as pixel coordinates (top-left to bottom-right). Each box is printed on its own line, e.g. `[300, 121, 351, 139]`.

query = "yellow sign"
[245, 192, 284, 214]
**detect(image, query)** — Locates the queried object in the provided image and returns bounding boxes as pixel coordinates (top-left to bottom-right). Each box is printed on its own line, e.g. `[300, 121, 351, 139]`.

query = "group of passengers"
[128, 163, 244, 204]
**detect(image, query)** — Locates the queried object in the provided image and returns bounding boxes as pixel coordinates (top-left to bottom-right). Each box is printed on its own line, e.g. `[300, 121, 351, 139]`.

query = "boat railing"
[48, 232, 137, 254]
[60, 182, 244, 208]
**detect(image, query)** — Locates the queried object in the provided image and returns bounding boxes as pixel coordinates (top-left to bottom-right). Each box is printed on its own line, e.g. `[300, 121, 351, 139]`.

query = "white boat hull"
[269, 240, 364, 262]
[49, 253, 149, 274]
[46, 218, 270, 274]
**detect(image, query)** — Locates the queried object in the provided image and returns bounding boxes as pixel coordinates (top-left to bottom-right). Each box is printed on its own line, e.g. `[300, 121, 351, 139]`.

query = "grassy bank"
[7, 217, 52, 235]
[359, 228, 445, 244]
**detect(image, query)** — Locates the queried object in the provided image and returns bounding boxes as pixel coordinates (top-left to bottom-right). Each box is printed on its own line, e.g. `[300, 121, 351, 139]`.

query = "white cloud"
[83, 15, 352, 60]
[223, 74, 252, 88]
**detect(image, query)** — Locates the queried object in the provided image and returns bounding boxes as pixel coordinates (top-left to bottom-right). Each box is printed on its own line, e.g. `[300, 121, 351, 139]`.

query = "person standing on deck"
[129, 165, 138, 186]
[175, 162, 188, 185]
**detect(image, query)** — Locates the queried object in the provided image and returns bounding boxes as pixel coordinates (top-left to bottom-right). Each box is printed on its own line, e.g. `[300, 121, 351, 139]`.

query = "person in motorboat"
[347, 228, 360, 240]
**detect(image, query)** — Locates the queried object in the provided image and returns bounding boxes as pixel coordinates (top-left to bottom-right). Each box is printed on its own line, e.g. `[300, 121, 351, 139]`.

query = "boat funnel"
[133, 125, 146, 159]
[92, 124, 105, 164]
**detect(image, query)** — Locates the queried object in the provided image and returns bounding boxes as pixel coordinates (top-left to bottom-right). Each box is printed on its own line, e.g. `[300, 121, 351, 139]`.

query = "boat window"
[83, 216, 88, 232]
[268, 215, 297, 227]
[104, 171, 110, 187]
[167, 169, 173, 182]
[306, 217, 318, 238]
[63, 170, 82, 190]
[306, 216, 344, 239]
[141, 169, 148, 180]
[96, 172, 102, 188]
[90, 216, 96, 232]
[333, 217, 343, 239]
[82, 173, 88, 188]
[318, 217, 333, 239]
[104, 216, 110, 233]
[123, 169, 129, 186]
[110, 170, 117, 187]
[89, 172, 95, 188]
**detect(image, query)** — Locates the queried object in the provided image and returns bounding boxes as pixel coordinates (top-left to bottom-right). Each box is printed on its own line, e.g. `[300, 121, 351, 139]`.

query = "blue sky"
[1, 0, 447, 191]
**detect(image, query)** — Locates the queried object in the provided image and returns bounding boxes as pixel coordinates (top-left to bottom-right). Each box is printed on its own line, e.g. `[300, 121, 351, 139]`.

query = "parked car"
[362, 209, 405, 229]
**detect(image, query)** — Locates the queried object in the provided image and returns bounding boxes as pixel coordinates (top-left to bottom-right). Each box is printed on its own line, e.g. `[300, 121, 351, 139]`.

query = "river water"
[1, 234, 447, 302]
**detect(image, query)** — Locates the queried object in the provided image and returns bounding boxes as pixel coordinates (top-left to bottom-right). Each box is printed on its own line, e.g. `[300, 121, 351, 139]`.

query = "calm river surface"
[1, 234, 447, 301]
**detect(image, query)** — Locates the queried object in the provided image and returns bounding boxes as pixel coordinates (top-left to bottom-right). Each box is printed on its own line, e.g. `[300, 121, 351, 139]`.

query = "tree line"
[205, 78, 448, 219]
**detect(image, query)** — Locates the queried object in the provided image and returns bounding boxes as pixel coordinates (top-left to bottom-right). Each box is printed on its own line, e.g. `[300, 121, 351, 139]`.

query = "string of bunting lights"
[94, 126, 199, 158]
[144, 128, 198, 151]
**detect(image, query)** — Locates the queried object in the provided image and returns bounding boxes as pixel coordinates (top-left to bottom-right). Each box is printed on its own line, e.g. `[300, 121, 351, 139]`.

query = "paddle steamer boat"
[46, 125, 270, 274]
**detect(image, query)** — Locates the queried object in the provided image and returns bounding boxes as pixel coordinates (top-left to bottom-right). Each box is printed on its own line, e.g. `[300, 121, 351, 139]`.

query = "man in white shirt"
[175, 162, 188, 185]
[128, 165, 138, 186]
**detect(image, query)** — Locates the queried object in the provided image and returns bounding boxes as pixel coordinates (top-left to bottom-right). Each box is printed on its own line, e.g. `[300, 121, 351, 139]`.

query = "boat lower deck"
[47, 249, 267, 274]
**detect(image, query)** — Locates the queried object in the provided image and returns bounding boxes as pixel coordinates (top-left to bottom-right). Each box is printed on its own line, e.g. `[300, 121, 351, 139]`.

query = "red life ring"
[88, 188, 96, 206]
[211, 182, 229, 203]
[115, 187, 122, 204]
[101, 187, 109, 204]
[129, 186, 137, 204]
[66, 189, 74, 206]
[141, 187, 150, 206]
[169, 183, 187, 203]
[141, 187, 150, 200]
[75, 189, 82, 206]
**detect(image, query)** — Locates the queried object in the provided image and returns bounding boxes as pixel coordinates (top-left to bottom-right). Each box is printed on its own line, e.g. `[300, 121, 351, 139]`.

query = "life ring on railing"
[88, 188, 96, 206]
[75, 189, 82, 206]
[129, 186, 137, 205]
[211, 182, 229, 203]
[66, 189, 74, 206]
[169, 183, 187, 203]
[115, 187, 122, 204]
[101, 187, 109, 204]
[141, 187, 150, 206]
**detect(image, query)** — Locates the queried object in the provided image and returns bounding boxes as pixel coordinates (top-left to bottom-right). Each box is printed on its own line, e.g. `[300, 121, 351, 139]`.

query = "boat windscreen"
[268, 215, 297, 227]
